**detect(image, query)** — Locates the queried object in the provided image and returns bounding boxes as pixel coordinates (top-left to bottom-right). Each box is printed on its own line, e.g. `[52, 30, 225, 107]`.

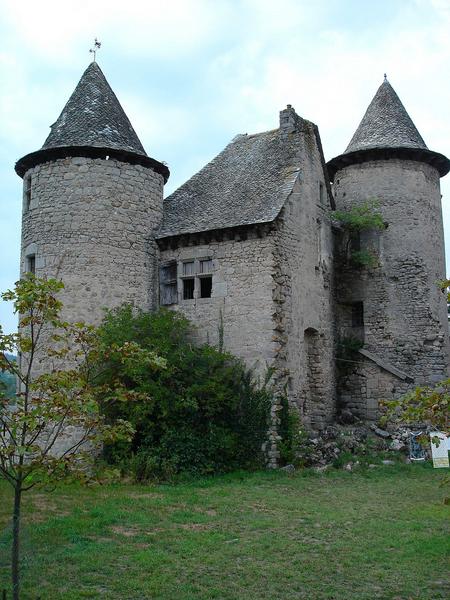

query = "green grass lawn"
[0, 463, 448, 599]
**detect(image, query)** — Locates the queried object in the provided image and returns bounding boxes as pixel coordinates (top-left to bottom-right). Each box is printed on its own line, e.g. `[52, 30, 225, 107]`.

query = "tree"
[96, 306, 271, 480]
[382, 380, 449, 432]
[381, 377, 449, 502]
[0, 275, 161, 600]
[0, 356, 16, 399]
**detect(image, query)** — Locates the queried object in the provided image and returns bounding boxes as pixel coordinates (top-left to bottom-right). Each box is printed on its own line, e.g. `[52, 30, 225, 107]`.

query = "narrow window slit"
[26, 254, 36, 275]
[24, 176, 32, 212]
[351, 301, 364, 327]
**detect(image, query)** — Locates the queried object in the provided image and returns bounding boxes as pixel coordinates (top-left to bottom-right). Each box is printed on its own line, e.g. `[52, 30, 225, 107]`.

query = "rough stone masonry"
[15, 62, 450, 460]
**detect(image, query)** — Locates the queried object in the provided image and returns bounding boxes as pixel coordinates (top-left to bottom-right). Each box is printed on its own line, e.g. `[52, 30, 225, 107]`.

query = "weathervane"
[89, 38, 101, 62]
[384, 73, 387, 81]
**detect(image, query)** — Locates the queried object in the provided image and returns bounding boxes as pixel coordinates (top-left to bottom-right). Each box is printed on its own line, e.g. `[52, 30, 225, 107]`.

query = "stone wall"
[158, 227, 276, 377]
[159, 117, 337, 436]
[272, 123, 336, 430]
[333, 159, 450, 419]
[21, 156, 164, 327]
[19, 155, 165, 455]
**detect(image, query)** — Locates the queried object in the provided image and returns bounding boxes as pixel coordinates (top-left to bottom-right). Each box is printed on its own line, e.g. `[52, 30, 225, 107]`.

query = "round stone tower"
[327, 78, 450, 420]
[16, 62, 169, 327]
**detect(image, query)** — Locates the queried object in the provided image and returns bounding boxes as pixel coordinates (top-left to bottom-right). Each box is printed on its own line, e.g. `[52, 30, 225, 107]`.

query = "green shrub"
[96, 306, 271, 480]
[350, 249, 378, 268]
[332, 200, 385, 269]
[331, 200, 385, 232]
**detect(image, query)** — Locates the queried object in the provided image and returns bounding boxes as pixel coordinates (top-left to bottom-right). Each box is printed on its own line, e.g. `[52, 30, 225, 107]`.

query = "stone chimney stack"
[279, 104, 304, 137]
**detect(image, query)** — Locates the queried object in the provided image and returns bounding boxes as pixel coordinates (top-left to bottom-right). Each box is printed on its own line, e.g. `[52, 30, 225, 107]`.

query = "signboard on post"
[429, 432, 449, 468]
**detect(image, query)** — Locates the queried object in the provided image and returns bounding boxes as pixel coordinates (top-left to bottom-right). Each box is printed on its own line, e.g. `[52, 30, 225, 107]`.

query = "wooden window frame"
[179, 257, 214, 301]
[160, 261, 178, 305]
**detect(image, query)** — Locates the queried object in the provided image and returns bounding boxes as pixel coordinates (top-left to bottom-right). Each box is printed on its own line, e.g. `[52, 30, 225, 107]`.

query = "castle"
[16, 62, 450, 435]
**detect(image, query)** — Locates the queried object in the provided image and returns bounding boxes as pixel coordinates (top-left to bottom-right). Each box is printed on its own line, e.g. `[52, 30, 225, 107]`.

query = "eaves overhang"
[327, 146, 450, 182]
[15, 145, 170, 182]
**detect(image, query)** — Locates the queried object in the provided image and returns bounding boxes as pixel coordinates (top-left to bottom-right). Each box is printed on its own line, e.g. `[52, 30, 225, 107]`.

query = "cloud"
[1, 0, 231, 63]
[1, 0, 450, 334]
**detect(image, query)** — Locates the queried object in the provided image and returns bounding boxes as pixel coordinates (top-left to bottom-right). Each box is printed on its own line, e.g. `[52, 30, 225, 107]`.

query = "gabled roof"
[327, 79, 450, 179]
[42, 62, 146, 155]
[345, 79, 427, 153]
[157, 126, 309, 239]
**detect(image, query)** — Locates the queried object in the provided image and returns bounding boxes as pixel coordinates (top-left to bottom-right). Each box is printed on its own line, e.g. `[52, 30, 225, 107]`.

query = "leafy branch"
[0, 275, 166, 599]
[331, 200, 385, 268]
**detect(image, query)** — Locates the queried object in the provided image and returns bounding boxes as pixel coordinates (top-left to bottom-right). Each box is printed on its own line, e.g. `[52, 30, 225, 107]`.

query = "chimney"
[279, 104, 304, 138]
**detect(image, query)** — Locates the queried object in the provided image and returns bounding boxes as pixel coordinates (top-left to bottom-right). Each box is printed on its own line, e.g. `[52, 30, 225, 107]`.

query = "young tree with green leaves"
[382, 380, 449, 433]
[0, 276, 163, 600]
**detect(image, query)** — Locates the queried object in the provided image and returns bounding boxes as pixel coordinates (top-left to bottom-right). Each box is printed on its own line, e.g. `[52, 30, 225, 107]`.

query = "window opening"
[200, 258, 213, 273]
[160, 261, 178, 305]
[183, 278, 195, 300]
[351, 301, 364, 327]
[200, 275, 212, 298]
[350, 231, 361, 252]
[24, 176, 32, 212]
[183, 261, 195, 276]
[26, 254, 36, 275]
[319, 181, 324, 205]
[162, 257, 214, 304]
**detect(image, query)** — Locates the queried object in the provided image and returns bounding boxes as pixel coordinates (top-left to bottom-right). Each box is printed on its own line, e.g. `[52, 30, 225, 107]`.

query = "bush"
[96, 306, 271, 480]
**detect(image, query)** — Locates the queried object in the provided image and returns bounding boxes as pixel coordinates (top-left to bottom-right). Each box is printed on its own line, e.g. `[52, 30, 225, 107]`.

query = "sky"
[1, 0, 449, 334]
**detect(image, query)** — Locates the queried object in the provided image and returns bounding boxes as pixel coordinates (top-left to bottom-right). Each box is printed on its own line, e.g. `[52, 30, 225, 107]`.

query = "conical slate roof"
[327, 79, 450, 179]
[344, 79, 427, 154]
[15, 63, 169, 181]
[42, 62, 146, 155]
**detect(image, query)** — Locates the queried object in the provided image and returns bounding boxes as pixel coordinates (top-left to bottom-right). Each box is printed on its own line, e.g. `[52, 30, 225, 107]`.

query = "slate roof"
[344, 79, 427, 154]
[41, 62, 147, 155]
[16, 62, 170, 180]
[327, 79, 450, 179]
[157, 128, 306, 238]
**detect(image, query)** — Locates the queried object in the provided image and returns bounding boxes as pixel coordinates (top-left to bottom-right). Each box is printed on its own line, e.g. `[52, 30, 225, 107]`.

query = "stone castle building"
[15, 62, 450, 430]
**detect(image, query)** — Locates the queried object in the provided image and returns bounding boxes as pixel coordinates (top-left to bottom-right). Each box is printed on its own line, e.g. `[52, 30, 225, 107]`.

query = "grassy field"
[0, 463, 448, 599]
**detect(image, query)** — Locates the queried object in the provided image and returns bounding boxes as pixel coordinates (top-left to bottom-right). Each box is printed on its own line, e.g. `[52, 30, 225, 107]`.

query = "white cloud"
[1, 0, 230, 63]
[1, 0, 450, 333]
